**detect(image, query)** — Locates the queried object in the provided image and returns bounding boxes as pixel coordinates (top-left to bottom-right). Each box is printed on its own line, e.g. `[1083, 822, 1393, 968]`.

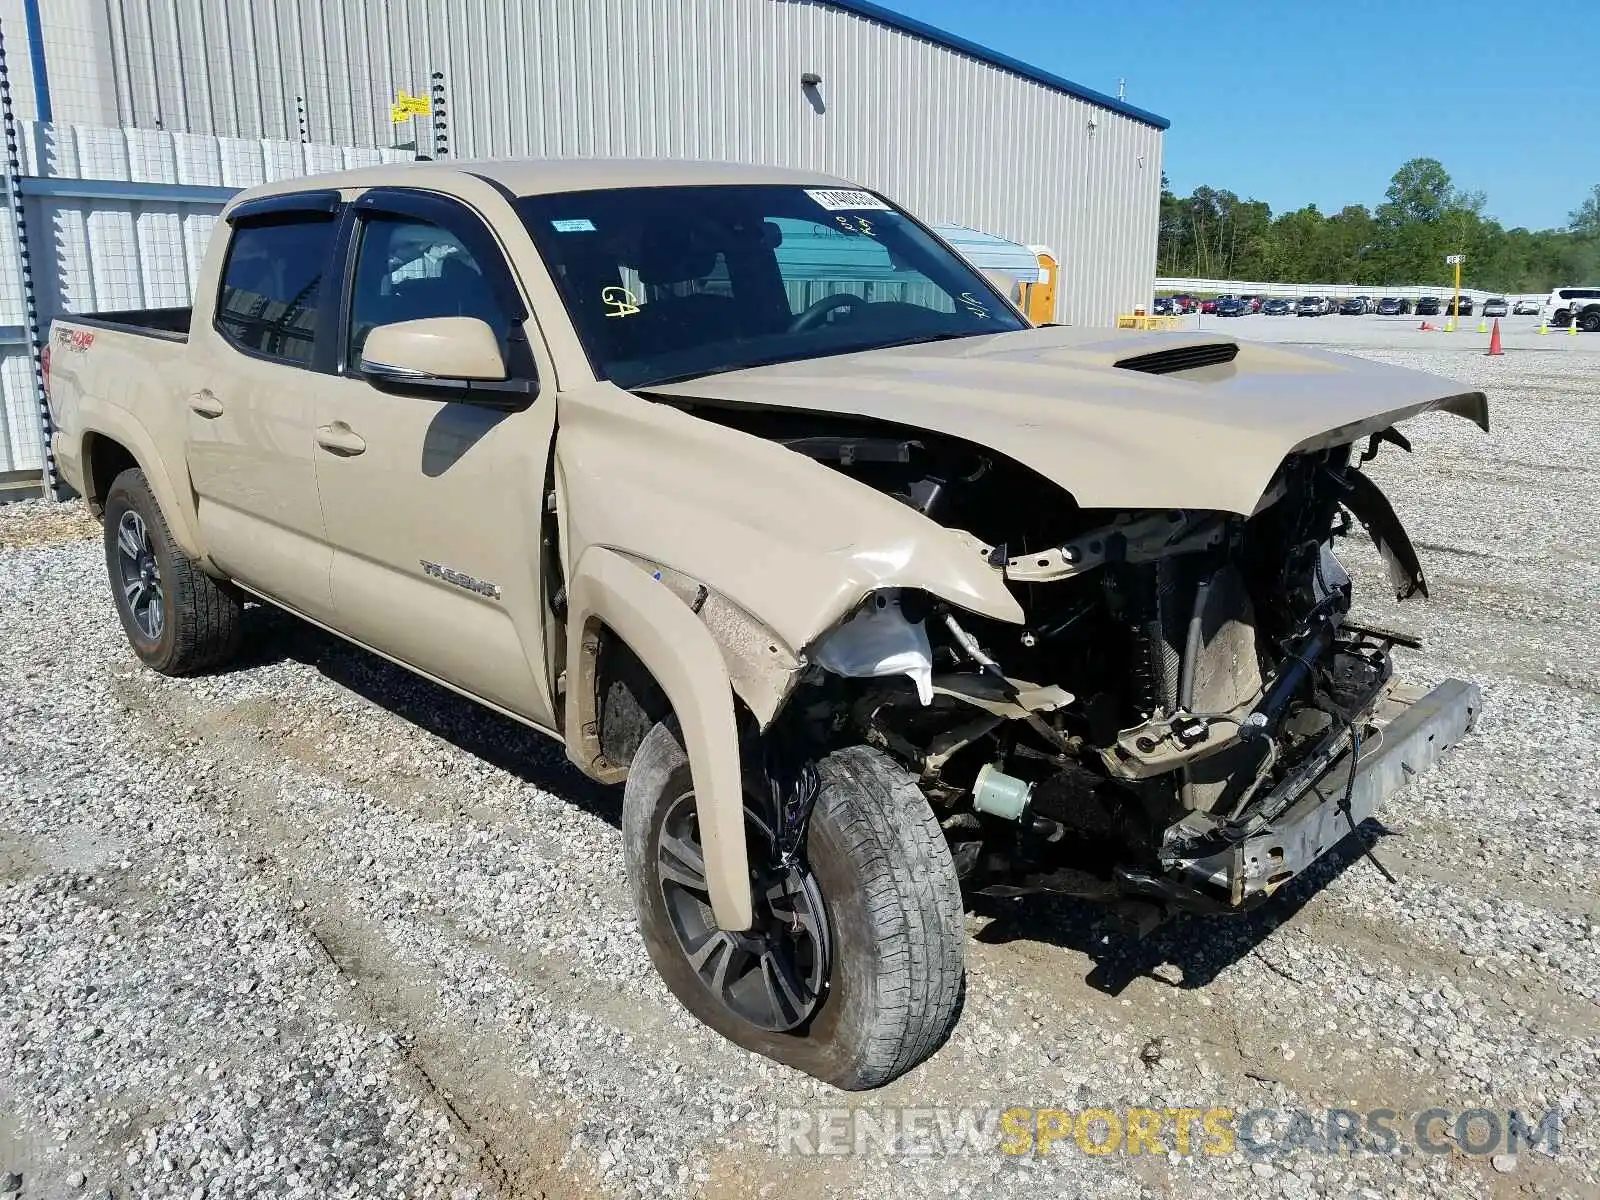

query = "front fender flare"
[565, 546, 753, 931]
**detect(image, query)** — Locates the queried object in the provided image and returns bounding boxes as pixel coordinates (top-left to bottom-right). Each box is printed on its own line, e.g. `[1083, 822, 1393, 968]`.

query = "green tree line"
[1158, 159, 1600, 293]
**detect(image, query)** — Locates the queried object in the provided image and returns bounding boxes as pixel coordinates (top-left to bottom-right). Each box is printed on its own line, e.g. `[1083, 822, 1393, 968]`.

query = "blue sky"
[889, 0, 1598, 231]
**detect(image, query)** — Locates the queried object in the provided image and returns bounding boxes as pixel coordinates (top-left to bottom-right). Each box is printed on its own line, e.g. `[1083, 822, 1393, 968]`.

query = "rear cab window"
[215, 210, 340, 367]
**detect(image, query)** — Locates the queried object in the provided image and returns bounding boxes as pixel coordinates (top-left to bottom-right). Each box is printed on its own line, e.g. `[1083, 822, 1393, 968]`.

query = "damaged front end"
[781, 430, 1480, 927]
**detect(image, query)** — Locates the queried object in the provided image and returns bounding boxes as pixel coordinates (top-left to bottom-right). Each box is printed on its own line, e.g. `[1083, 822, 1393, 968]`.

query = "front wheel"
[103, 468, 242, 675]
[622, 724, 965, 1090]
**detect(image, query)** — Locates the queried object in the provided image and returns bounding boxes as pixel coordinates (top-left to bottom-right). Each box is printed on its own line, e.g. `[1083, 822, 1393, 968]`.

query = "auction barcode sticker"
[805, 188, 892, 212]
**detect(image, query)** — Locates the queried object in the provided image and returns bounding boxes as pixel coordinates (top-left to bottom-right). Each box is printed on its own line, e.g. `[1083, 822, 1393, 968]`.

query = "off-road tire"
[1579, 309, 1600, 333]
[623, 723, 965, 1090]
[103, 468, 242, 675]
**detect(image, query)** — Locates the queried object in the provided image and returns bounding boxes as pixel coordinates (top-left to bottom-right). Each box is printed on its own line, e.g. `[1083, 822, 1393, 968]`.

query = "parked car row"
[1273, 295, 1485, 317]
[1151, 292, 1559, 320]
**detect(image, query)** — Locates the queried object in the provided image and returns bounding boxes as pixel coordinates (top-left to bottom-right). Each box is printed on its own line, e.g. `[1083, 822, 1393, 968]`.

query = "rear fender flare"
[564, 546, 753, 931]
[81, 414, 206, 563]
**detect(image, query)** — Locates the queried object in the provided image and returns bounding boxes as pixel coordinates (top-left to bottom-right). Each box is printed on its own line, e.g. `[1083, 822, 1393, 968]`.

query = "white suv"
[1541, 286, 1600, 331]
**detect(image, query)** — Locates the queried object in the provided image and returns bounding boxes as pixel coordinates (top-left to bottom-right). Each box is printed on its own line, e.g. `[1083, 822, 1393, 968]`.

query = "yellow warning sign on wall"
[390, 90, 431, 123]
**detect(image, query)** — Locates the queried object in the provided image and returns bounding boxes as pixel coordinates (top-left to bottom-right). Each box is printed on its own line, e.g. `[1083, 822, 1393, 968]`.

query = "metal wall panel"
[79, 0, 1163, 326]
[0, 121, 410, 475]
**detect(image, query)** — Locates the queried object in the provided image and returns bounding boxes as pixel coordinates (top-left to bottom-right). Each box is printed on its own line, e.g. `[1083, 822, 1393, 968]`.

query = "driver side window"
[769, 216, 953, 316]
[346, 213, 514, 366]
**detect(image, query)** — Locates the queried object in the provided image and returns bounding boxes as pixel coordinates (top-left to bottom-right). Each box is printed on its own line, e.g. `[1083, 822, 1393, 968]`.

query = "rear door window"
[215, 217, 339, 366]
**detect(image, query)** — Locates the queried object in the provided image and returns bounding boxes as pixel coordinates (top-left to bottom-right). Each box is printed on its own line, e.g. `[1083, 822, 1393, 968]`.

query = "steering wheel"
[789, 292, 868, 333]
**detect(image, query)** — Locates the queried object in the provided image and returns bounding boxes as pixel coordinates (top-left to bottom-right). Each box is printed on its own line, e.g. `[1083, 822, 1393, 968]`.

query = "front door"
[310, 189, 559, 728]
[184, 198, 343, 622]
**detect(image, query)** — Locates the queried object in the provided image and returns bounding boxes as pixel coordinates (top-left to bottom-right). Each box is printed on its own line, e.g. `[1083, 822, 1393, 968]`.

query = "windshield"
[515, 184, 1027, 388]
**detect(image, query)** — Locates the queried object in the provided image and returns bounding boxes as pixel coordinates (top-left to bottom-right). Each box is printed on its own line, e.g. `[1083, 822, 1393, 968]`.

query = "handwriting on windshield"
[834, 214, 876, 237]
[602, 286, 640, 318]
[958, 292, 990, 319]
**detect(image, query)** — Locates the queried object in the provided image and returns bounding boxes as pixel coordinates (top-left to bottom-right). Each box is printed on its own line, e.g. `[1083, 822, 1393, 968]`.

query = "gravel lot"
[2, 340, 1597, 1199]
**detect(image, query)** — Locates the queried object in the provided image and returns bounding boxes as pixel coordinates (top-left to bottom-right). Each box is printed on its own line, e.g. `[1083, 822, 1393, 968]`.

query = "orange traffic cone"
[1486, 319, 1503, 356]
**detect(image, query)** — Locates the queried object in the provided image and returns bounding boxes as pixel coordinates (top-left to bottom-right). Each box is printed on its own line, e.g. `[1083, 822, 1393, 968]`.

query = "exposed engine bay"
[699, 405, 1445, 924]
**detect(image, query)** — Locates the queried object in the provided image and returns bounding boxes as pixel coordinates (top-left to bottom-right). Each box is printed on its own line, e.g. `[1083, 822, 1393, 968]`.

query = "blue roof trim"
[820, 0, 1170, 131]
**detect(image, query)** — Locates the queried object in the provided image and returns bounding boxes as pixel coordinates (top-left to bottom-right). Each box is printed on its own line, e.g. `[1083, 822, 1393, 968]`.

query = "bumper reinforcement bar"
[1171, 678, 1481, 903]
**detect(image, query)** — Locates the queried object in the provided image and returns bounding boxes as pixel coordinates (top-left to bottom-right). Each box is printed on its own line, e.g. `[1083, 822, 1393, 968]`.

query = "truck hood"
[644, 326, 1489, 516]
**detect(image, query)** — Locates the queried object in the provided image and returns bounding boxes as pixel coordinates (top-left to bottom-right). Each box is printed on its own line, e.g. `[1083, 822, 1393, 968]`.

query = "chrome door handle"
[315, 422, 367, 457]
[188, 389, 224, 418]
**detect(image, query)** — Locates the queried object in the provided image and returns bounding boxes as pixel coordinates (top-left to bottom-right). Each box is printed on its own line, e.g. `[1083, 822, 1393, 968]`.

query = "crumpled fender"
[564, 545, 753, 931]
[554, 382, 1025, 658]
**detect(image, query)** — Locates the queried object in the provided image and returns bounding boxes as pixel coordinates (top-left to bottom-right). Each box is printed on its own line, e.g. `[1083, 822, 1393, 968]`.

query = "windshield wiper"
[867, 330, 992, 352]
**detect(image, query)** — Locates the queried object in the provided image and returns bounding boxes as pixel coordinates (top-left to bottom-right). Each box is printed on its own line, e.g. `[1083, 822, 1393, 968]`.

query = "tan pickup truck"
[45, 158, 1485, 1089]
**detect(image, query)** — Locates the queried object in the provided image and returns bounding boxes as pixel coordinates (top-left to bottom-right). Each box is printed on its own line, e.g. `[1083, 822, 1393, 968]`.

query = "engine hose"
[1241, 619, 1334, 738]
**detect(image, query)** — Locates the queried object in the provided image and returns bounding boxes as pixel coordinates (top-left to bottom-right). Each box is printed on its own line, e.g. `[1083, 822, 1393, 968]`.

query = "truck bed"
[66, 306, 192, 342]
[46, 311, 199, 508]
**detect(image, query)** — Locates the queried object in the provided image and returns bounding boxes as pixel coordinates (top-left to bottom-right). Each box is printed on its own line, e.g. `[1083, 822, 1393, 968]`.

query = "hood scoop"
[1116, 341, 1239, 375]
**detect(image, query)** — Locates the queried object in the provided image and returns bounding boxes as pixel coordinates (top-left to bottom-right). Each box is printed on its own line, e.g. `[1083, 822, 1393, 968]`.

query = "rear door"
[185, 192, 344, 622]
[309, 188, 560, 727]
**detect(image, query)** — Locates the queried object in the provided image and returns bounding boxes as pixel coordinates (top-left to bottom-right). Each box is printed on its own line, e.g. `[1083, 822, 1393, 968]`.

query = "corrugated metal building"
[6, 0, 1167, 326]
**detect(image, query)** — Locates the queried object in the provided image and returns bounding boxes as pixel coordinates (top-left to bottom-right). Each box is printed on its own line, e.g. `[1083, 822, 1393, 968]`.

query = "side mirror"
[359, 317, 535, 406]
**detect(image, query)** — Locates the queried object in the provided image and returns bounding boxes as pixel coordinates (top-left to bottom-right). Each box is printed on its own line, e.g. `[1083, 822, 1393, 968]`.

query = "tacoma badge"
[419, 559, 501, 600]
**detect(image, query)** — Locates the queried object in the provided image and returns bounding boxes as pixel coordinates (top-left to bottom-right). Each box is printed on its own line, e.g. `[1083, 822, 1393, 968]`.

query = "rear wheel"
[623, 724, 965, 1090]
[103, 468, 242, 675]
[1579, 309, 1600, 333]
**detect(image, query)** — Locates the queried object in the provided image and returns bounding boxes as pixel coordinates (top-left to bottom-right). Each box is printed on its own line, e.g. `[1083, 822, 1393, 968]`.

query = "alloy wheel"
[114, 509, 165, 641]
[656, 791, 830, 1032]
